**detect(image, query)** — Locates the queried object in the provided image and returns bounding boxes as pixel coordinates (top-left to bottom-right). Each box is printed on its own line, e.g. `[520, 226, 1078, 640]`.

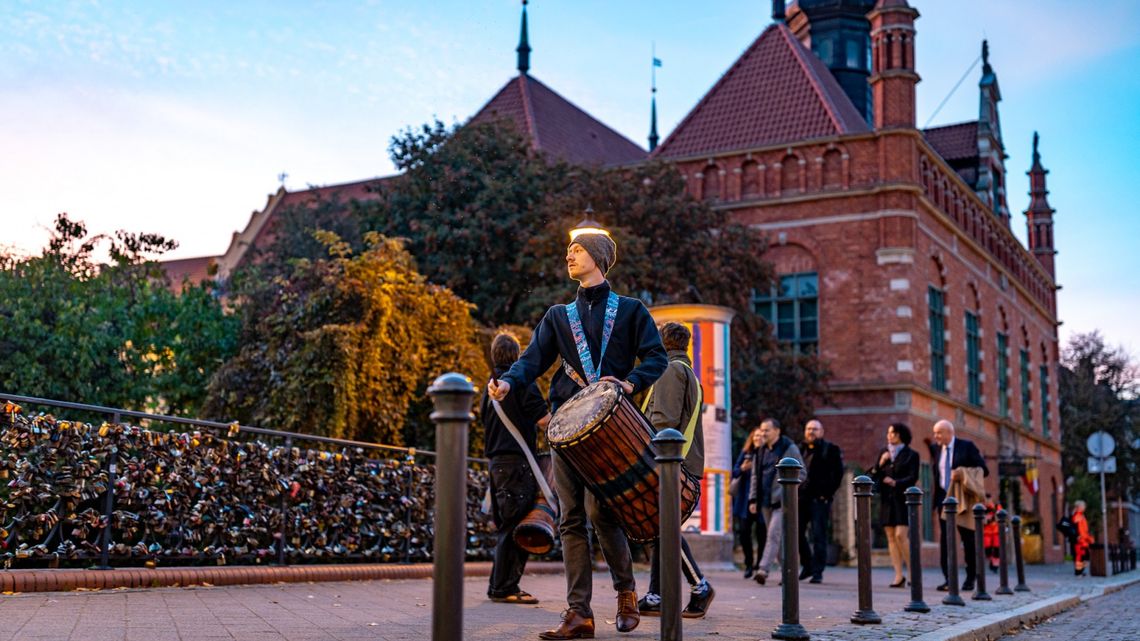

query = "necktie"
[942, 445, 952, 491]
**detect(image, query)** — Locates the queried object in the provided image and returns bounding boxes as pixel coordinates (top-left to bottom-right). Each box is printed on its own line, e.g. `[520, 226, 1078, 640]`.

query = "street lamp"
[569, 205, 610, 241]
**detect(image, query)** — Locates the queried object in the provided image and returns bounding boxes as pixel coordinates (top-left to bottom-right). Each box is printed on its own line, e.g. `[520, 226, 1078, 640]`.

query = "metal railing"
[0, 392, 495, 569]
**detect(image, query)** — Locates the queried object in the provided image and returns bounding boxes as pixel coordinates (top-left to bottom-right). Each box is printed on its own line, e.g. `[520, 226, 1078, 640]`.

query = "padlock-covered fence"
[0, 393, 500, 569]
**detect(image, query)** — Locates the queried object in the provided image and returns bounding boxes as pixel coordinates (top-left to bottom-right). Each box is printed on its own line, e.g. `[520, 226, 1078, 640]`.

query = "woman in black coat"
[732, 426, 766, 578]
[869, 422, 920, 587]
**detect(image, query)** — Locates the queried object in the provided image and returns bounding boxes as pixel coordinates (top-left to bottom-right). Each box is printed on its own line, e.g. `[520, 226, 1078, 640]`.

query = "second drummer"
[488, 229, 667, 640]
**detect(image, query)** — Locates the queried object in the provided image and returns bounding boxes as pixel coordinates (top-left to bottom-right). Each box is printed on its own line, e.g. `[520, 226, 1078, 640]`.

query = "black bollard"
[994, 508, 1012, 593]
[904, 487, 929, 613]
[772, 457, 809, 641]
[971, 504, 991, 600]
[654, 428, 686, 641]
[941, 497, 965, 606]
[851, 475, 881, 624]
[995, 509, 1013, 595]
[428, 373, 476, 641]
[1012, 516, 1029, 592]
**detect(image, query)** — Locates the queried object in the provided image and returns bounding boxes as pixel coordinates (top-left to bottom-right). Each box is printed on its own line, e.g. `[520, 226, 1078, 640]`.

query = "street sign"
[1088, 456, 1117, 474]
[1087, 431, 1116, 457]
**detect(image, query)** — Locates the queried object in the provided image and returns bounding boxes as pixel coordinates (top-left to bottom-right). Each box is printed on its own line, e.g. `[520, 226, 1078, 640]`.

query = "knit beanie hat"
[569, 233, 618, 275]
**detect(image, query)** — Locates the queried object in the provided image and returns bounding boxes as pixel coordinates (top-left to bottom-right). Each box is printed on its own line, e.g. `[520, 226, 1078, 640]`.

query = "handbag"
[728, 475, 741, 498]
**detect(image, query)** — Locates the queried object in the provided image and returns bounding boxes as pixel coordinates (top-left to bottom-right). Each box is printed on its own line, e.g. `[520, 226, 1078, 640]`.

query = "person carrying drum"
[482, 332, 551, 605]
[637, 321, 715, 619]
[488, 229, 667, 640]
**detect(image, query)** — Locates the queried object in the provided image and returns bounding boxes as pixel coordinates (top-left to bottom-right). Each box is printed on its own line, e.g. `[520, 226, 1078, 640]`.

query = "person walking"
[488, 229, 667, 640]
[798, 419, 843, 584]
[928, 419, 988, 592]
[638, 322, 715, 619]
[1072, 500, 1095, 576]
[481, 333, 551, 605]
[732, 427, 766, 579]
[748, 418, 803, 586]
[868, 422, 919, 587]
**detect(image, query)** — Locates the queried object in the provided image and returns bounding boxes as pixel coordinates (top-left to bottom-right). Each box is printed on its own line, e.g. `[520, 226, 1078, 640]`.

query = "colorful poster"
[648, 304, 736, 535]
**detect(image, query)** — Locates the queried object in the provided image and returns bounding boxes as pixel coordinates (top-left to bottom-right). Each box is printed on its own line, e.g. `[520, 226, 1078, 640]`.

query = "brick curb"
[0, 561, 565, 594]
[908, 574, 1140, 641]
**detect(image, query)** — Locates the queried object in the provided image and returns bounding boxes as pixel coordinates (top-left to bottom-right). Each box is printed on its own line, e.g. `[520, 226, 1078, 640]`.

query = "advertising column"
[649, 304, 736, 535]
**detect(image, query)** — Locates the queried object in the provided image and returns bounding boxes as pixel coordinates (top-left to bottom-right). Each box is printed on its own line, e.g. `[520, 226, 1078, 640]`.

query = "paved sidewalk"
[0, 564, 1134, 641]
[997, 581, 1140, 640]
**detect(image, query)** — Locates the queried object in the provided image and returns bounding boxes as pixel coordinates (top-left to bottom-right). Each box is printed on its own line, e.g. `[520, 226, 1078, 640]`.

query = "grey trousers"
[553, 453, 636, 617]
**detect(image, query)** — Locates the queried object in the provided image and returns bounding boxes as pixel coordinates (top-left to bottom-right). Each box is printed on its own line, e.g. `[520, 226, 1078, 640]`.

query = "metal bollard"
[995, 509, 1013, 595]
[904, 487, 929, 613]
[851, 476, 880, 624]
[428, 373, 476, 641]
[971, 504, 991, 600]
[941, 497, 965, 606]
[654, 428, 686, 641]
[772, 457, 809, 641]
[1012, 516, 1029, 592]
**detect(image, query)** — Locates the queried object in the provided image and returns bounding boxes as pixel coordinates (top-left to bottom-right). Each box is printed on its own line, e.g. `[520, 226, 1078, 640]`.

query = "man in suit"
[928, 419, 988, 592]
[798, 419, 844, 583]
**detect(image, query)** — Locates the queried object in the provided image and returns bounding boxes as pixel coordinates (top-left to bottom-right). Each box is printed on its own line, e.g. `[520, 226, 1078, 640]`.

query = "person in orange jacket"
[1072, 500, 1095, 575]
[983, 496, 1001, 573]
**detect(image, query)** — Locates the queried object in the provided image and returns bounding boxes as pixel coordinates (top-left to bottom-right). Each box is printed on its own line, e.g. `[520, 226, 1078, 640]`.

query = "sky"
[2, 0, 1139, 353]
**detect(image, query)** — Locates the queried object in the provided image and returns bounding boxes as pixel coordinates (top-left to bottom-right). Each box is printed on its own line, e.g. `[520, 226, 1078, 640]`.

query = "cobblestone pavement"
[997, 581, 1140, 641]
[0, 564, 1133, 641]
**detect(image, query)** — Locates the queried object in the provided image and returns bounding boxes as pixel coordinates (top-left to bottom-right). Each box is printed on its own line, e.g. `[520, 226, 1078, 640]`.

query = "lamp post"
[568, 205, 610, 241]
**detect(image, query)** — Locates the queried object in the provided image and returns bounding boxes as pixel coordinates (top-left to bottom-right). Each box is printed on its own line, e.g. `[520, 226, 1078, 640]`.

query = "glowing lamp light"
[568, 205, 610, 241]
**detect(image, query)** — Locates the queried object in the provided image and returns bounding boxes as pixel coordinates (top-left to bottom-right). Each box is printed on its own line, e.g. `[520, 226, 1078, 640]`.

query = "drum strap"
[564, 292, 619, 385]
[640, 362, 703, 459]
[490, 399, 557, 510]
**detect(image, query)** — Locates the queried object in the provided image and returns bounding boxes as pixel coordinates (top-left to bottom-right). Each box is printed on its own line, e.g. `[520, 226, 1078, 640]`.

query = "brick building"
[196, 0, 1064, 560]
[650, 0, 1062, 561]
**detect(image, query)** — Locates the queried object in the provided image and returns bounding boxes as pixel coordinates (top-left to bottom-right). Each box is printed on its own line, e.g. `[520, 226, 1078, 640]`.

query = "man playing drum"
[488, 229, 667, 640]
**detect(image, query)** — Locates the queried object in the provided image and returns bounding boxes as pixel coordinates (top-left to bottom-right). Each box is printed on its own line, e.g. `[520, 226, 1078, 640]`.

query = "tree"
[204, 232, 487, 447]
[361, 119, 830, 440]
[1059, 331, 1140, 527]
[0, 214, 237, 416]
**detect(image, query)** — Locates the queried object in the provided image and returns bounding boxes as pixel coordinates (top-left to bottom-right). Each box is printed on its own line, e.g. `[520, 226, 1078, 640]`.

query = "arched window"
[822, 149, 843, 190]
[741, 160, 761, 199]
[780, 154, 801, 195]
[701, 164, 720, 201]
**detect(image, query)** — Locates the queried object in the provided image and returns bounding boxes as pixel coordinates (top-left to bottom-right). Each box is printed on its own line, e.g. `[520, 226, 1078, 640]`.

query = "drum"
[548, 381, 700, 543]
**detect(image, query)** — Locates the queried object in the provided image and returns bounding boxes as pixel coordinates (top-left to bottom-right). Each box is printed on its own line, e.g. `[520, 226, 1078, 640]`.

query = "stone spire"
[868, 0, 920, 129]
[1024, 132, 1056, 277]
[517, 0, 531, 75]
[773, 0, 786, 23]
[976, 39, 1009, 224]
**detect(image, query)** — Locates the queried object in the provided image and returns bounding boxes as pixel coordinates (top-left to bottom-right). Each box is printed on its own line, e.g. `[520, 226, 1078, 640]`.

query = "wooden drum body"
[548, 381, 700, 542]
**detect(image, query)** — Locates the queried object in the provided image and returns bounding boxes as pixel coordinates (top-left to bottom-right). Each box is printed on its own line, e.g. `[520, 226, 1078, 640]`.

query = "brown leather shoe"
[615, 590, 640, 633]
[538, 609, 595, 640]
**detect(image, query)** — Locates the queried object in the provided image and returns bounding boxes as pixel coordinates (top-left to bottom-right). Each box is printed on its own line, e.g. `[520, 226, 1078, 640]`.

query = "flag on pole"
[653, 57, 662, 67]
[1022, 463, 1039, 495]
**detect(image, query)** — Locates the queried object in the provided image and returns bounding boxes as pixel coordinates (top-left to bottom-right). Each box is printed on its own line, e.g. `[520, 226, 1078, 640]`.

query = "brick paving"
[0, 564, 1133, 641]
[997, 581, 1140, 641]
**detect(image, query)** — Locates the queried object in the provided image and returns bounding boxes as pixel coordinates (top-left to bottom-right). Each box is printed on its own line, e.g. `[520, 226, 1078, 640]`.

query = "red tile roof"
[470, 74, 647, 166]
[652, 23, 869, 160]
[923, 121, 978, 162]
[158, 255, 217, 293]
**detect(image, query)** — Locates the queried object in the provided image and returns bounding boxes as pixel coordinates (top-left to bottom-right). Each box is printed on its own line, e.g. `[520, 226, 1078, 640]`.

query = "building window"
[928, 287, 946, 392]
[997, 333, 1009, 418]
[1020, 349, 1032, 428]
[1040, 364, 1051, 437]
[965, 311, 981, 406]
[754, 273, 818, 354]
